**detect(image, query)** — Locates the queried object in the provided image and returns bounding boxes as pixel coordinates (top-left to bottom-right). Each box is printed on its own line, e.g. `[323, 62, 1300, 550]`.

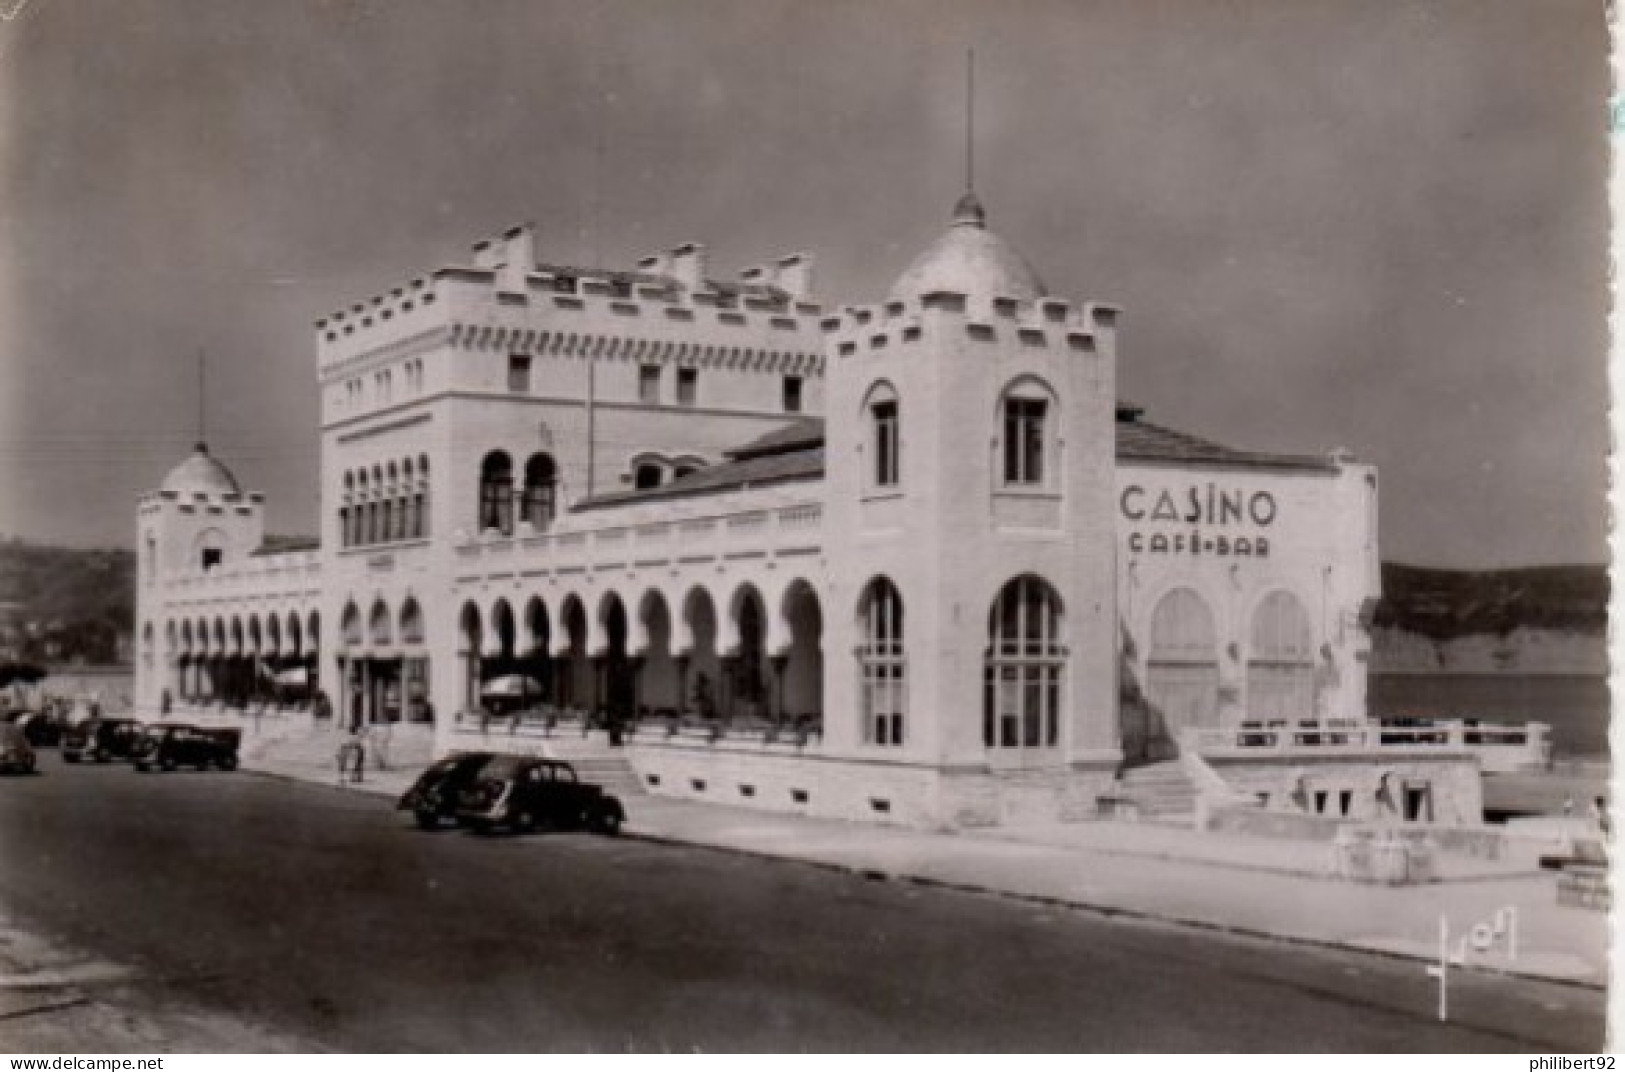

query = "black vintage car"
[132, 724, 241, 772]
[398, 751, 496, 829]
[61, 718, 145, 763]
[5, 709, 65, 748]
[454, 756, 625, 835]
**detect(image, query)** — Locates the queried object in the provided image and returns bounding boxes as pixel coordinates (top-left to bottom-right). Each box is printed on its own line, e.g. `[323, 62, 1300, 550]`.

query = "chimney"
[775, 252, 814, 300]
[472, 223, 538, 293]
[668, 242, 708, 292]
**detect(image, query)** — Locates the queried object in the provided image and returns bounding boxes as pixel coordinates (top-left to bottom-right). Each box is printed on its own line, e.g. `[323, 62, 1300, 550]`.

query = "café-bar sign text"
[1120, 482, 1277, 558]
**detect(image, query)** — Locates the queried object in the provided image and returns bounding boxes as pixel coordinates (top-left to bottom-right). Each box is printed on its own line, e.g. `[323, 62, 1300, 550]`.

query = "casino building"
[134, 190, 1484, 829]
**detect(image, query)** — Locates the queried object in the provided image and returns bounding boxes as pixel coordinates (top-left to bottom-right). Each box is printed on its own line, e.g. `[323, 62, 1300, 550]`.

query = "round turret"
[889, 192, 1047, 303]
[161, 442, 242, 496]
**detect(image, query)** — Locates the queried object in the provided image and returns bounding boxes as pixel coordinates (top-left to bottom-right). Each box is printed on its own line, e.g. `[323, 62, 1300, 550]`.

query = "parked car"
[454, 756, 625, 835]
[0, 723, 36, 774]
[5, 709, 64, 748]
[398, 751, 496, 829]
[61, 718, 145, 763]
[132, 724, 241, 772]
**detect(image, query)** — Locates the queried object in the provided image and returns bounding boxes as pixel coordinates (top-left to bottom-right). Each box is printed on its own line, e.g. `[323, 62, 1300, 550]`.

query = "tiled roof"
[576, 409, 1335, 512]
[575, 447, 824, 510]
[1116, 419, 1336, 472]
[251, 535, 321, 557]
[725, 417, 826, 460]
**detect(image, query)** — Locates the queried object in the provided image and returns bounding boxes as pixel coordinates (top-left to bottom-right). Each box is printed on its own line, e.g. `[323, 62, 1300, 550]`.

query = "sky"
[0, 0, 1609, 568]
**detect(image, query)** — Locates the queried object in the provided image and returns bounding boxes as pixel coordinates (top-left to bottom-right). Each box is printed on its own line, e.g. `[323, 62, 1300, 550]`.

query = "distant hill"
[1372, 562, 1608, 641]
[0, 539, 135, 664]
[0, 541, 1607, 668]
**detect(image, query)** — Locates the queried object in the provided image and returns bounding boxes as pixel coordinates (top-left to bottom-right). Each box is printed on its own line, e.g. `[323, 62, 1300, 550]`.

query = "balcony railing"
[454, 503, 823, 572]
[1184, 718, 1552, 771]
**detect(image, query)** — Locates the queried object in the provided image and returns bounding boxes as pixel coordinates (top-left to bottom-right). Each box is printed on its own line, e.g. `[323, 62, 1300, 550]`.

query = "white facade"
[135, 197, 1413, 828]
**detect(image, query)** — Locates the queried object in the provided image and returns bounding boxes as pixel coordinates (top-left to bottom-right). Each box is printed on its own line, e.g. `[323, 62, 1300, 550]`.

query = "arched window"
[194, 528, 226, 572]
[983, 575, 1064, 750]
[1147, 587, 1220, 734]
[522, 453, 557, 530]
[479, 451, 514, 535]
[1248, 591, 1315, 723]
[999, 380, 1056, 487]
[858, 578, 906, 746]
[865, 382, 900, 489]
[417, 455, 431, 539]
[355, 471, 371, 545]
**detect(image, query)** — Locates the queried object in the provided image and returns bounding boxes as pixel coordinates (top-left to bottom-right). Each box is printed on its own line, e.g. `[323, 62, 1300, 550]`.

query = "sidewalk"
[242, 747, 1609, 990]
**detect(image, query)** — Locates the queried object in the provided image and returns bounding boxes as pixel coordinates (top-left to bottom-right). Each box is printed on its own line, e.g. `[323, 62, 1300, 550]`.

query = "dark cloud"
[0, 0, 1606, 567]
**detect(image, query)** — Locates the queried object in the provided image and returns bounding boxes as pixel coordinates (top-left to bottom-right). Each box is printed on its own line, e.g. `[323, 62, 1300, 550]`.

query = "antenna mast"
[966, 47, 975, 193]
[196, 349, 206, 449]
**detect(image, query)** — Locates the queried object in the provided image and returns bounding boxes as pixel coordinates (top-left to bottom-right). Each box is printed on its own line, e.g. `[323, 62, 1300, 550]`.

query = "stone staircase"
[533, 735, 646, 797]
[1106, 760, 1200, 824]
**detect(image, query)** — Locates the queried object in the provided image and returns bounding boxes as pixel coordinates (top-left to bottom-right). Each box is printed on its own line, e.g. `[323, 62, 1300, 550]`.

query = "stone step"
[1110, 760, 1199, 819]
[561, 756, 646, 797]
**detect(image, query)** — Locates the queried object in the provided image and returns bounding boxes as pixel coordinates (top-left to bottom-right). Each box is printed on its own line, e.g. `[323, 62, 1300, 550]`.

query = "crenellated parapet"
[314, 224, 827, 380]
[138, 487, 266, 520]
[822, 289, 1119, 358]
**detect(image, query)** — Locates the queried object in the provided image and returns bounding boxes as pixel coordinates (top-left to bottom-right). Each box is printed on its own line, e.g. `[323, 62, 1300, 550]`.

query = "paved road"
[0, 756, 1605, 1052]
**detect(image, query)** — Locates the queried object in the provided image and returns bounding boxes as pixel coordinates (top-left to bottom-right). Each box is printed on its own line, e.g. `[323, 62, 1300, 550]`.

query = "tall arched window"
[479, 451, 514, 535]
[983, 575, 1064, 750]
[416, 454, 430, 539]
[864, 382, 900, 489]
[1147, 587, 1220, 734]
[522, 453, 558, 529]
[401, 460, 416, 540]
[354, 471, 369, 545]
[999, 380, 1057, 487]
[858, 578, 906, 746]
[1248, 590, 1315, 723]
[341, 472, 355, 547]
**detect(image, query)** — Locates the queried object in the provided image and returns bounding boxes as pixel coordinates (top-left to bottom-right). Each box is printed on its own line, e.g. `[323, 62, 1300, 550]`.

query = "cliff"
[1370, 563, 1608, 674]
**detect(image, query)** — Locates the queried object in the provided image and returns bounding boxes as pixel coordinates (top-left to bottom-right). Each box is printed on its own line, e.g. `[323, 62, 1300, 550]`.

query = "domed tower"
[822, 193, 1121, 825]
[134, 443, 266, 710]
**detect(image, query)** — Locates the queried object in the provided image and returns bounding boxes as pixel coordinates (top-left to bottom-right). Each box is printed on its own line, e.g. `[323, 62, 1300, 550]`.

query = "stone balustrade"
[454, 502, 823, 575]
[1184, 717, 1551, 772]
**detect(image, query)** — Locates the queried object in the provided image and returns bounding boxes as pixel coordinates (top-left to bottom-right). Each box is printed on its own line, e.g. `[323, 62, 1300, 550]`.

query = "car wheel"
[63, 754, 79, 764]
[218, 754, 238, 772]
[510, 809, 536, 835]
[593, 807, 623, 837]
[135, 762, 150, 772]
[93, 749, 109, 764]
[414, 810, 440, 831]
[160, 757, 177, 772]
